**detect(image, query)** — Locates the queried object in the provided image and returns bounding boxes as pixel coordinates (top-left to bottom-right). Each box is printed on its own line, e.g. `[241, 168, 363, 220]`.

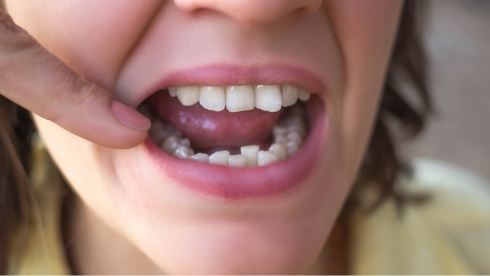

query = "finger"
[0, 11, 150, 149]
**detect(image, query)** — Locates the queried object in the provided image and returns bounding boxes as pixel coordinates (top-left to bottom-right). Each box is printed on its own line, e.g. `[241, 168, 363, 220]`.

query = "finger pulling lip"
[144, 98, 328, 200]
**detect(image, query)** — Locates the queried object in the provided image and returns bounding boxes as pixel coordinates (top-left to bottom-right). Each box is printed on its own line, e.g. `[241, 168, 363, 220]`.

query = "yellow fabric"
[351, 159, 490, 274]
[7, 152, 490, 274]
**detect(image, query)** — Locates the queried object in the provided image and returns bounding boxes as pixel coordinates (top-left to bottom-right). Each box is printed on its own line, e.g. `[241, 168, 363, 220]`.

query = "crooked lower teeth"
[149, 106, 307, 167]
[168, 84, 311, 113]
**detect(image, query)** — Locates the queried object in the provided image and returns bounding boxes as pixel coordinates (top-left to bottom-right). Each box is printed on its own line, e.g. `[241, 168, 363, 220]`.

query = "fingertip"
[90, 126, 148, 149]
[107, 131, 149, 149]
[111, 100, 151, 131]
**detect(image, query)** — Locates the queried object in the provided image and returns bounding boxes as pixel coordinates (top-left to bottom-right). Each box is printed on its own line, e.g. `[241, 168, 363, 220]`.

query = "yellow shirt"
[7, 148, 490, 274]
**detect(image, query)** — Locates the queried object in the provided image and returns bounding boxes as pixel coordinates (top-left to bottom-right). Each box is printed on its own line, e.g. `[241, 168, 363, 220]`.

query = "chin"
[127, 191, 338, 274]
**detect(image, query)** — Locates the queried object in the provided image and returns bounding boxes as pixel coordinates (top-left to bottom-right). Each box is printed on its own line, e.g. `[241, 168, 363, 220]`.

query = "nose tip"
[174, 0, 322, 26]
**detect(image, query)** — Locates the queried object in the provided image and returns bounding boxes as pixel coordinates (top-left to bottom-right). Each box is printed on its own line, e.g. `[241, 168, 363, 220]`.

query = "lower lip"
[144, 98, 328, 200]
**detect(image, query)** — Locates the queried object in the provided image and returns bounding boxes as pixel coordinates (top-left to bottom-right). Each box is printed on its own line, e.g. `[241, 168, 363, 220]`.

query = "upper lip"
[133, 63, 327, 107]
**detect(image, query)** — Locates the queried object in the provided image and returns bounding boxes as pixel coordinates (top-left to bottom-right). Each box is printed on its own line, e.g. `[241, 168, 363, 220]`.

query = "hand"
[0, 10, 150, 149]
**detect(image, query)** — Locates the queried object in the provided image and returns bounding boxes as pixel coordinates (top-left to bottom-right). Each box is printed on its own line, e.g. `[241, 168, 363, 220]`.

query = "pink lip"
[141, 64, 329, 200]
[136, 64, 327, 106]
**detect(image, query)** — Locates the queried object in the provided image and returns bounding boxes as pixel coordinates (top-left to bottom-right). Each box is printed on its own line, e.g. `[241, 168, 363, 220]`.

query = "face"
[6, 0, 402, 274]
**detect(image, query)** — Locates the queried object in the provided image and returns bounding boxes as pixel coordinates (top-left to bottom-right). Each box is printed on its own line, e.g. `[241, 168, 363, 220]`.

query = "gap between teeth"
[149, 106, 307, 167]
[169, 84, 311, 112]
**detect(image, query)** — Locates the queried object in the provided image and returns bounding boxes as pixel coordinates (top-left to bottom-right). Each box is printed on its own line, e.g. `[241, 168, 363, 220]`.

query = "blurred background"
[409, 0, 490, 180]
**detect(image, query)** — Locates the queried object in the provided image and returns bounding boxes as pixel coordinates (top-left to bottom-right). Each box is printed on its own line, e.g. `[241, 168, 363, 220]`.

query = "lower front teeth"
[257, 151, 279, 166]
[209, 150, 230, 165]
[149, 106, 307, 167]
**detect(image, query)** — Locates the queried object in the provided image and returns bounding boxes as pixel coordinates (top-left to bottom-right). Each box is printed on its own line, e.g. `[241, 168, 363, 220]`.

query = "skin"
[3, 0, 403, 274]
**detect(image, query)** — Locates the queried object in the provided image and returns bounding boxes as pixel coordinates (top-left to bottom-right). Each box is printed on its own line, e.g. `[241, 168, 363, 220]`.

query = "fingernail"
[111, 100, 151, 131]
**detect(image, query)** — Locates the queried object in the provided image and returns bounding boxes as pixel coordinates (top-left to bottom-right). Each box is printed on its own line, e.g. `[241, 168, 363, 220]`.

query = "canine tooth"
[240, 145, 260, 167]
[209, 150, 230, 165]
[269, 143, 288, 160]
[161, 136, 180, 153]
[169, 87, 178, 97]
[226, 85, 255, 112]
[298, 89, 311, 101]
[281, 85, 299, 107]
[286, 141, 300, 155]
[257, 151, 278, 166]
[200, 86, 226, 111]
[228, 154, 247, 167]
[255, 85, 282, 112]
[191, 153, 209, 163]
[176, 86, 200, 106]
[174, 146, 194, 159]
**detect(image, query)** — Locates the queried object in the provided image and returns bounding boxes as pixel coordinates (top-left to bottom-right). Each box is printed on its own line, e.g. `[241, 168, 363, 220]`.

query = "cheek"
[5, 0, 161, 89]
[326, 0, 403, 178]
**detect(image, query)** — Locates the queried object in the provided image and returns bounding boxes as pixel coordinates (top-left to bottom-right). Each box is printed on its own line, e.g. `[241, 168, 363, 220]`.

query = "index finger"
[0, 11, 150, 148]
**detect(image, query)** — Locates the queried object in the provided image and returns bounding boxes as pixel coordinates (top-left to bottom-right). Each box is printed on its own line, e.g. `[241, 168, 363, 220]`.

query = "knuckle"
[47, 81, 101, 127]
[77, 81, 103, 108]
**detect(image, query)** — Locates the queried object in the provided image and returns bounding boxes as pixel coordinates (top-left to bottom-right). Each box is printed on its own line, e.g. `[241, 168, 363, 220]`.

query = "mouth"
[140, 65, 329, 200]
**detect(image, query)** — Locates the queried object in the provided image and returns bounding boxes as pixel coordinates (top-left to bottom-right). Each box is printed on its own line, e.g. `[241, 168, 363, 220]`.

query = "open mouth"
[145, 84, 311, 166]
[140, 65, 328, 199]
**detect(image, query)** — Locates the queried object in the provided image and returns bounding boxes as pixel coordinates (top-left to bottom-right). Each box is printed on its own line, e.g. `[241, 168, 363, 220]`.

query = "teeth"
[226, 85, 255, 112]
[281, 85, 299, 107]
[298, 89, 311, 101]
[149, 97, 308, 167]
[286, 141, 300, 155]
[209, 150, 230, 165]
[228, 154, 247, 167]
[255, 85, 282, 112]
[191, 153, 209, 163]
[180, 138, 191, 148]
[161, 136, 181, 153]
[169, 87, 178, 97]
[240, 145, 260, 167]
[287, 132, 303, 145]
[273, 126, 288, 137]
[150, 121, 174, 142]
[174, 145, 194, 159]
[176, 86, 200, 106]
[257, 151, 279, 166]
[200, 86, 226, 111]
[168, 84, 311, 112]
[269, 143, 288, 160]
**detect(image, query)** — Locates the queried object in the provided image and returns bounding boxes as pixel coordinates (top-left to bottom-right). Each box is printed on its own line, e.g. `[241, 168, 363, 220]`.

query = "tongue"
[150, 92, 282, 149]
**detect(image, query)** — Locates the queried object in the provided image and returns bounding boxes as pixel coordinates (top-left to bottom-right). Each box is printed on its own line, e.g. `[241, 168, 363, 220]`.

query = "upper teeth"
[168, 84, 311, 112]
